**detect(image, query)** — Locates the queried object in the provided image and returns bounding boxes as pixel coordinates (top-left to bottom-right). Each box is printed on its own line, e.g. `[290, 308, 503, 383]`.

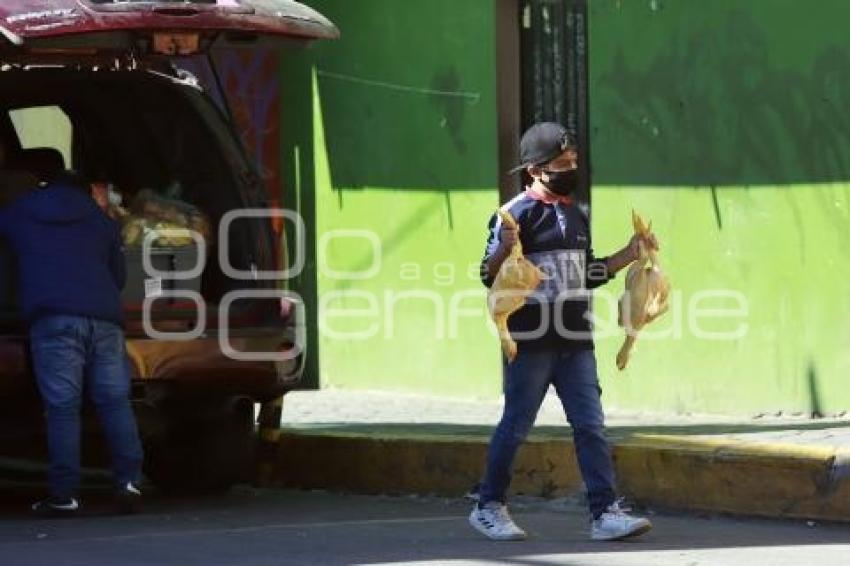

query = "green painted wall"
[286, 0, 850, 415]
[284, 0, 504, 397]
[588, 0, 850, 415]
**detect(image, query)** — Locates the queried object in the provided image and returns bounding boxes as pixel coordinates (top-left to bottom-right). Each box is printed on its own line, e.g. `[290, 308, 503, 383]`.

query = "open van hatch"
[0, 1, 339, 57]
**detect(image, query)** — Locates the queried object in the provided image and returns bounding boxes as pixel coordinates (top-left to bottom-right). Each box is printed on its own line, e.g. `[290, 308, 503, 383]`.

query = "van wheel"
[143, 398, 255, 495]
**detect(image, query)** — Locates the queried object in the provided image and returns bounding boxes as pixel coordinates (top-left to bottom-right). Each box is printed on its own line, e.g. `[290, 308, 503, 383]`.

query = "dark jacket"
[0, 182, 125, 325]
[480, 191, 614, 352]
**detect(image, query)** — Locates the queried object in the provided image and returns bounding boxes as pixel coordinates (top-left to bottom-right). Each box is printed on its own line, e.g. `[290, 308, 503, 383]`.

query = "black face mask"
[542, 169, 579, 196]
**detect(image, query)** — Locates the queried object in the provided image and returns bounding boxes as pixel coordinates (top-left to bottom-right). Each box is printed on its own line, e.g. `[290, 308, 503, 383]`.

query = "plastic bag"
[122, 189, 211, 247]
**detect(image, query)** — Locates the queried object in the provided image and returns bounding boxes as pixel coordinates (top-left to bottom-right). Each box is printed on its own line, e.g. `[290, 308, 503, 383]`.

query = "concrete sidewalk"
[270, 390, 850, 523]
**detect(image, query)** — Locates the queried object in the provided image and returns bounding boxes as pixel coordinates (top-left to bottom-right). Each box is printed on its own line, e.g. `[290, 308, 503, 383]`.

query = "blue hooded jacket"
[0, 182, 125, 326]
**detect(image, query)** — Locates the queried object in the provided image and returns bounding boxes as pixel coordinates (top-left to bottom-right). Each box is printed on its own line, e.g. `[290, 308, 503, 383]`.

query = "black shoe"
[114, 482, 142, 515]
[31, 497, 80, 518]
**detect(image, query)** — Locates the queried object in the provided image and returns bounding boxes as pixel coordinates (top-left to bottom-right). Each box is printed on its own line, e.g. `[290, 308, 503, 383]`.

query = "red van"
[0, 1, 337, 492]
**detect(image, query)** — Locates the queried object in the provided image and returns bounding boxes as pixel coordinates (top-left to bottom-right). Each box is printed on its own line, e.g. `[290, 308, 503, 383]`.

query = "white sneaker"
[469, 502, 528, 541]
[591, 499, 653, 541]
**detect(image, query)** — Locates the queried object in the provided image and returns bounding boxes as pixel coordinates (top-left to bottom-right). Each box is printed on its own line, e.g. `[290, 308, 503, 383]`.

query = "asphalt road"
[1, 482, 849, 565]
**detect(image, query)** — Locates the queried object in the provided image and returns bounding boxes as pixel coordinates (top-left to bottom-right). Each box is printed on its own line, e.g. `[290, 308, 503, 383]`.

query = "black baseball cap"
[509, 122, 574, 174]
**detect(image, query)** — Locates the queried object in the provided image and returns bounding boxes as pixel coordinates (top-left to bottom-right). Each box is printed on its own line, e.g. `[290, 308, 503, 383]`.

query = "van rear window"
[8, 106, 71, 169]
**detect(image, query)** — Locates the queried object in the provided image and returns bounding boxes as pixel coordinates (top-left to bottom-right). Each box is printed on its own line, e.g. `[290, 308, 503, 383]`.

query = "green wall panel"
[282, 0, 850, 414]
[289, 0, 505, 397]
[589, 0, 850, 414]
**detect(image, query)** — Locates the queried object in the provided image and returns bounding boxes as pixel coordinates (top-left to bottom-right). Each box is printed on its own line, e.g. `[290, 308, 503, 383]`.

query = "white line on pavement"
[0, 515, 465, 547]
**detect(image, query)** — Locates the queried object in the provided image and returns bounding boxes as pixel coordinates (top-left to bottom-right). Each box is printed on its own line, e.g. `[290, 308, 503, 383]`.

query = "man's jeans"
[30, 315, 143, 499]
[479, 348, 617, 517]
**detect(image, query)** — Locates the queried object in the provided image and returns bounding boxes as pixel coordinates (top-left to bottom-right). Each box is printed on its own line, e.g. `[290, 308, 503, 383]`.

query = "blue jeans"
[30, 315, 143, 499]
[479, 348, 617, 517]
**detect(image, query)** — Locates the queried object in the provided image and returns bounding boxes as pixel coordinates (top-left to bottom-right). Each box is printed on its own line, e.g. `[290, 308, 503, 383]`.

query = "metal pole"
[256, 395, 285, 486]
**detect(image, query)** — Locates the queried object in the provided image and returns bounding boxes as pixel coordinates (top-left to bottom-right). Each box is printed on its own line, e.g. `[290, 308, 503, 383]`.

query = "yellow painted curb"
[614, 434, 850, 521]
[273, 431, 583, 498]
[268, 428, 850, 522]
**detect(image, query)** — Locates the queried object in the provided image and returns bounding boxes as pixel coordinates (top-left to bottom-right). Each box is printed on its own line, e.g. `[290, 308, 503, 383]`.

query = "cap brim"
[508, 163, 530, 174]
[508, 147, 565, 175]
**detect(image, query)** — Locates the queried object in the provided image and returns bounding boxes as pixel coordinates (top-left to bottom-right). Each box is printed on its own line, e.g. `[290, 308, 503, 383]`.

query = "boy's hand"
[626, 231, 660, 262]
[485, 223, 520, 281]
[497, 224, 519, 253]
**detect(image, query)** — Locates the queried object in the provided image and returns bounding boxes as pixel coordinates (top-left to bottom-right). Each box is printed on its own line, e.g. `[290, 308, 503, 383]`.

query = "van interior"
[0, 66, 277, 332]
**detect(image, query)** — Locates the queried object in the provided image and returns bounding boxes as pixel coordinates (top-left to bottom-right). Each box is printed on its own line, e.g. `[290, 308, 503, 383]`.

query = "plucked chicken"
[488, 210, 545, 362]
[616, 210, 671, 370]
